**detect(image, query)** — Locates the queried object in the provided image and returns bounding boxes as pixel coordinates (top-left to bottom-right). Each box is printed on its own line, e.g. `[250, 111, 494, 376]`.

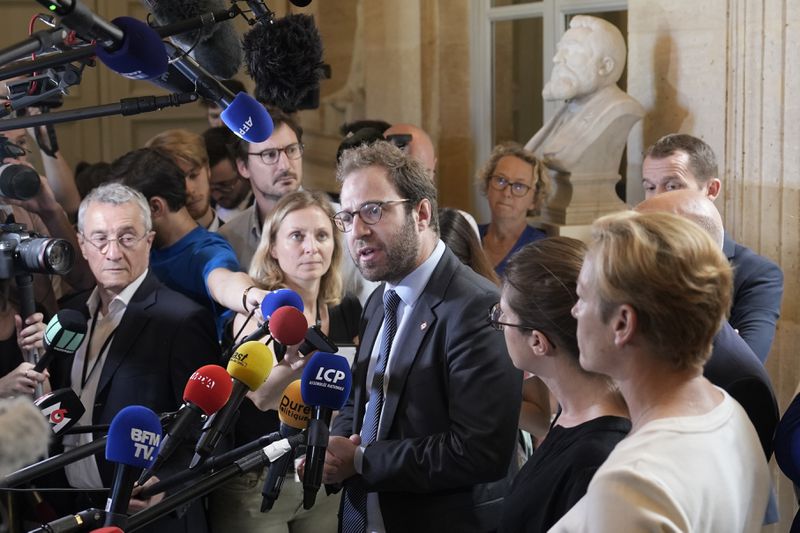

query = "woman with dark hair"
[439, 207, 498, 285]
[491, 237, 630, 533]
[478, 143, 550, 276]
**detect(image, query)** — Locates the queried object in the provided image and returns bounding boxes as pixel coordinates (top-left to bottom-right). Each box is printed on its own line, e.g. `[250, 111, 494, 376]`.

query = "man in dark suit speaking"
[323, 141, 522, 532]
[55, 182, 219, 532]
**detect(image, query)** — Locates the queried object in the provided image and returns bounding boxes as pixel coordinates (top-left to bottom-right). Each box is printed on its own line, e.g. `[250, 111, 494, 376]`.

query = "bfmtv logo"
[130, 428, 161, 461]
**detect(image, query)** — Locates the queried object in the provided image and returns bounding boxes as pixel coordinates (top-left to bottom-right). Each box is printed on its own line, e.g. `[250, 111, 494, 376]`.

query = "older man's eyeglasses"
[247, 143, 304, 165]
[81, 233, 149, 254]
[488, 303, 535, 332]
[489, 175, 533, 197]
[332, 199, 410, 232]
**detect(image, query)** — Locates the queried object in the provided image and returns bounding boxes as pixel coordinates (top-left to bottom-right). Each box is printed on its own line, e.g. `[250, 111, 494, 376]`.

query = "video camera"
[0, 222, 74, 280]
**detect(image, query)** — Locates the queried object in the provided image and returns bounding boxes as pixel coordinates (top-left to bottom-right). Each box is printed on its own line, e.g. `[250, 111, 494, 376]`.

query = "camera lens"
[16, 238, 74, 275]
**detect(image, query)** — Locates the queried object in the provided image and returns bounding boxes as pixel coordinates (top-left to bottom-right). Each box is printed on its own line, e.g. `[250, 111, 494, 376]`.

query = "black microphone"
[299, 353, 352, 509]
[0, 164, 40, 200]
[141, 0, 243, 79]
[33, 310, 88, 373]
[34, 388, 86, 436]
[261, 380, 311, 511]
[33, 2, 168, 80]
[242, 13, 327, 112]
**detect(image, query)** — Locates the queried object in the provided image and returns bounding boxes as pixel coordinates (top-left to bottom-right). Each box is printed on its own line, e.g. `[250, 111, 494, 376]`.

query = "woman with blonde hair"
[209, 189, 361, 533]
[478, 143, 550, 275]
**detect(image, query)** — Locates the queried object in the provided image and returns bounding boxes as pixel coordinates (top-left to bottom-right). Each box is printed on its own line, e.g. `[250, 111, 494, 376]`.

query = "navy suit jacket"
[55, 272, 220, 533]
[331, 247, 522, 533]
[705, 322, 779, 459]
[724, 233, 783, 362]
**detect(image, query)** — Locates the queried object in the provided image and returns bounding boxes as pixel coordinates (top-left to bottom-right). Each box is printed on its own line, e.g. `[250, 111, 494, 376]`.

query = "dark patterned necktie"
[341, 289, 401, 533]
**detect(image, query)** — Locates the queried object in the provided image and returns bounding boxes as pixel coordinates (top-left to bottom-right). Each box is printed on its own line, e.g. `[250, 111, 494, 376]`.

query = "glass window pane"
[492, 17, 544, 147]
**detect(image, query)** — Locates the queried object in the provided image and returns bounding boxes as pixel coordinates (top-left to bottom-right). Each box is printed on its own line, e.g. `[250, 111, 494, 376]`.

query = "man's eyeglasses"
[247, 143, 304, 165]
[489, 175, 533, 197]
[332, 199, 410, 232]
[81, 233, 149, 254]
[488, 303, 535, 332]
[210, 176, 242, 193]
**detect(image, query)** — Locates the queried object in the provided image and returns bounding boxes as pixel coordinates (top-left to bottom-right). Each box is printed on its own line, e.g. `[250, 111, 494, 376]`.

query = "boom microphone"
[243, 14, 326, 112]
[142, 0, 242, 79]
[34, 388, 86, 436]
[33, 309, 88, 373]
[300, 352, 352, 509]
[0, 164, 41, 200]
[103, 405, 162, 526]
[34, 1, 168, 80]
[191, 341, 274, 467]
[261, 380, 310, 511]
[138, 365, 233, 485]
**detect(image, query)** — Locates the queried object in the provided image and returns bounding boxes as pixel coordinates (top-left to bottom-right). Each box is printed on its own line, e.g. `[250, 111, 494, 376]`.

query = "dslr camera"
[0, 223, 74, 280]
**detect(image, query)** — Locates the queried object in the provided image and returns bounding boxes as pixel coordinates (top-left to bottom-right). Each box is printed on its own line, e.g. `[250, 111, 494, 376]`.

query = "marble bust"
[526, 15, 644, 226]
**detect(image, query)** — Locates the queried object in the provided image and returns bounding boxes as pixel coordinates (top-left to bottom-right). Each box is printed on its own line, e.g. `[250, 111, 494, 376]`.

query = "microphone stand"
[0, 93, 198, 132]
[128, 432, 305, 532]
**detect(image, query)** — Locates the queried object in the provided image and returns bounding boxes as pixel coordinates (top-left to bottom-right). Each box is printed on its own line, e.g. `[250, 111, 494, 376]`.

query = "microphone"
[0, 164, 41, 200]
[34, 388, 86, 436]
[300, 352, 352, 509]
[103, 405, 162, 526]
[141, 0, 243, 79]
[163, 48, 273, 143]
[0, 397, 51, 478]
[243, 13, 326, 112]
[234, 289, 305, 346]
[138, 365, 233, 485]
[269, 306, 308, 347]
[261, 380, 311, 511]
[191, 341, 274, 468]
[34, 1, 168, 80]
[33, 309, 88, 373]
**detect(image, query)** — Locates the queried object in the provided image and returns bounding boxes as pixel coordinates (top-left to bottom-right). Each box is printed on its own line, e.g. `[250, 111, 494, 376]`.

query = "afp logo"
[130, 428, 161, 462]
[238, 117, 254, 138]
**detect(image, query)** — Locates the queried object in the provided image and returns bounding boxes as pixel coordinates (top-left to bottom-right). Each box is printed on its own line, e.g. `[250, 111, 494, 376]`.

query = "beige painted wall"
[628, 1, 799, 530]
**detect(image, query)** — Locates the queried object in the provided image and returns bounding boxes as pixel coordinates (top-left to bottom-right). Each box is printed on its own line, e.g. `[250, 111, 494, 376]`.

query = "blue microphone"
[235, 289, 305, 347]
[104, 406, 162, 526]
[94, 17, 169, 80]
[300, 352, 352, 509]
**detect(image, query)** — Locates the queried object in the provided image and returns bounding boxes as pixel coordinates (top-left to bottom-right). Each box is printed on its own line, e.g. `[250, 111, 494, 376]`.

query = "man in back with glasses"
[219, 106, 304, 269]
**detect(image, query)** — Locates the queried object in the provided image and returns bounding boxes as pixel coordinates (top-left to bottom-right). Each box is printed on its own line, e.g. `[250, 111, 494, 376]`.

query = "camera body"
[0, 223, 74, 280]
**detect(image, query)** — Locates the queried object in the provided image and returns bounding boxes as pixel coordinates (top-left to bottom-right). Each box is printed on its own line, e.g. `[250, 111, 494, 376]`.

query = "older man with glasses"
[49, 182, 219, 533]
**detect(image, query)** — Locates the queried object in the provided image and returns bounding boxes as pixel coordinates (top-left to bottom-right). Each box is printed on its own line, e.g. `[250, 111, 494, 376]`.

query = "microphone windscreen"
[0, 397, 50, 477]
[105, 405, 162, 469]
[95, 17, 169, 80]
[261, 289, 304, 319]
[227, 341, 274, 391]
[142, 0, 242, 78]
[183, 365, 234, 415]
[300, 352, 352, 410]
[221, 92, 274, 143]
[278, 380, 311, 430]
[44, 309, 88, 355]
[34, 388, 85, 435]
[269, 307, 308, 346]
[243, 14, 325, 112]
[90, 528, 125, 533]
[0, 164, 40, 200]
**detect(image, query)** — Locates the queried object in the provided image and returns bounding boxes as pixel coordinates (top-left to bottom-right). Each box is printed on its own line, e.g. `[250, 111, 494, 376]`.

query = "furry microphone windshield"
[243, 14, 325, 112]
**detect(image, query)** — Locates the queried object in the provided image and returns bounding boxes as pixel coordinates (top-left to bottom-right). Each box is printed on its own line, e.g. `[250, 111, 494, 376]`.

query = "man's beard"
[542, 67, 580, 101]
[352, 216, 419, 284]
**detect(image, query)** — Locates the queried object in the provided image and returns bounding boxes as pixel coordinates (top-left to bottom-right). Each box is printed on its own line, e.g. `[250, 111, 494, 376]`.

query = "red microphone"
[269, 306, 308, 346]
[138, 365, 233, 484]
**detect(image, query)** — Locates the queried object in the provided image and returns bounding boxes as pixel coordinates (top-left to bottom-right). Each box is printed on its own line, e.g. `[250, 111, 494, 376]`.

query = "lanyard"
[80, 302, 118, 390]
